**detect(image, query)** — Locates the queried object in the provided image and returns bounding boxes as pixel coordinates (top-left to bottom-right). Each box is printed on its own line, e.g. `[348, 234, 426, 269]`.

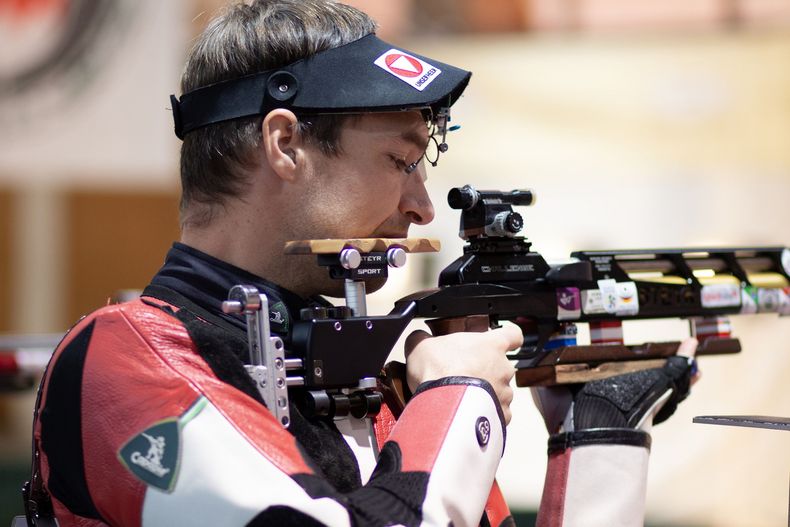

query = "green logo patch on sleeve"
[119, 419, 181, 491]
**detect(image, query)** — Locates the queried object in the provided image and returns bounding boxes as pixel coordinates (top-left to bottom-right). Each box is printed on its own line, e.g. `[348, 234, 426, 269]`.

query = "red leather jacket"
[33, 294, 512, 526]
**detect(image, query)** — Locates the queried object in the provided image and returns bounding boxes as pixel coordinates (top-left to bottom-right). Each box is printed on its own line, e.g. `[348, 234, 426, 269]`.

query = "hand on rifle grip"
[404, 322, 522, 424]
[532, 337, 700, 433]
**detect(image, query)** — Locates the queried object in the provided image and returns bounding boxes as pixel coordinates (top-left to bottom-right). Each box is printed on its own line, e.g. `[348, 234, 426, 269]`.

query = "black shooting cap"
[171, 33, 472, 139]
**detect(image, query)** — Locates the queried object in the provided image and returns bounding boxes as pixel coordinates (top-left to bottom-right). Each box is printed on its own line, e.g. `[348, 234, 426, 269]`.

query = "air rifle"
[228, 186, 789, 423]
[396, 185, 789, 387]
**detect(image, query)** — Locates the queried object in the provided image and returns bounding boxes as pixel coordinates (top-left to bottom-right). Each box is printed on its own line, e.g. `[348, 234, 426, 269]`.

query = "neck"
[180, 201, 330, 299]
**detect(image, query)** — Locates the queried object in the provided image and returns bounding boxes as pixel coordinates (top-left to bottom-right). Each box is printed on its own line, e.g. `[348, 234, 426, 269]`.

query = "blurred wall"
[2, 0, 790, 525]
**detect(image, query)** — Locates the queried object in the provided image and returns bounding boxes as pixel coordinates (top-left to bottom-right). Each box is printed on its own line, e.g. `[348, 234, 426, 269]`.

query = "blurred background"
[1, 0, 789, 525]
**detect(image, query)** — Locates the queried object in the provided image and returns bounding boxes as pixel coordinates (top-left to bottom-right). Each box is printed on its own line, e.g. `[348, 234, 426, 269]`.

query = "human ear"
[261, 109, 301, 182]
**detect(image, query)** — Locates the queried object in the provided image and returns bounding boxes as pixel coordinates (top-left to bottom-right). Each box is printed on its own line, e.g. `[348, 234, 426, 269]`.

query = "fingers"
[676, 337, 701, 385]
[404, 329, 431, 359]
[491, 324, 524, 351]
[677, 337, 699, 359]
[404, 325, 519, 425]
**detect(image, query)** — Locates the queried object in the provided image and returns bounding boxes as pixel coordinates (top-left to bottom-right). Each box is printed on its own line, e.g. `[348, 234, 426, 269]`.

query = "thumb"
[677, 337, 698, 359]
[404, 329, 432, 359]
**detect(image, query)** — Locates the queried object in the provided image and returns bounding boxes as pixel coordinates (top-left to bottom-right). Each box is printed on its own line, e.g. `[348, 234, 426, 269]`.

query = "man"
[26, 1, 696, 526]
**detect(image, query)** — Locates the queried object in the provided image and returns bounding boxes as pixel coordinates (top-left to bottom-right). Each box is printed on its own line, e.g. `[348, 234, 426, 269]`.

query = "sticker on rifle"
[581, 289, 606, 315]
[691, 316, 732, 338]
[374, 49, 442, 91]
[597, 279, 618, 314]
[701, 284, 741, 308]
[556, 287, 581, 320]
[740, 286, 758, 314]
[782, 249, 790, 276]
[597, 280, 639, 316]
[757, 288, 782, 313]
[780, 288, 790, 316]
[545, 323, 579, 349]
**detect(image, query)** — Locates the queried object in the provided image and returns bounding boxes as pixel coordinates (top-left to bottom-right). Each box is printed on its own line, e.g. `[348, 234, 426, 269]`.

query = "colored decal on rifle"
[691, 316, 732, 339]
[269, 301, 290, 333]
[556, 287, 581, 320]
[544, 323, 578, 350]
[581, 289, 606, 315]
[782, 249, 790, 276]
[589, 320, 624, 345]
[780, 288, 790, 316]
[701, 283, 741, 308]
[597, 279, 639, 316]
[616, 282, 639, 315]
[757, 288, 782, 313]
[117, 397, 207, 492]
[373, 49, 442, 92]
[597, 279, 618, 314]
[740, 286, 758, 314]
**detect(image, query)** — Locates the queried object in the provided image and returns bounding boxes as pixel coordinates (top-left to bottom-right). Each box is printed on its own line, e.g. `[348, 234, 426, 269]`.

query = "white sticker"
[597, 279, 619, 314]
[615, 281, 640, 316]
[373, 49, 442, 92]
[596, 279, 639, 316]
[701, 283, 741, 308]
[758, 288, 782, 313]
[581, 289, 606, 315]
[782, 249, 790, 276]
[740, 287, 758, 314]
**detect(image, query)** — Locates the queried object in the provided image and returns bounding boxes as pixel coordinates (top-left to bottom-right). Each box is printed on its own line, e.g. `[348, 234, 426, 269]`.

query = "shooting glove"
[534, 355, 696, 433]
[532, 351, 697, 527]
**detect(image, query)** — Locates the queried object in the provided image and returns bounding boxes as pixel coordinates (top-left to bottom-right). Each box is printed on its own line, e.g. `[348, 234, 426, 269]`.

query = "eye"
[389, 154, 412, 174]
[389, 154, 425, 177]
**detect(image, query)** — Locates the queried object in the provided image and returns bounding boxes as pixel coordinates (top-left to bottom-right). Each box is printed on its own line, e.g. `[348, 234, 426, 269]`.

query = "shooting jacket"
[32, 243, 513, 527]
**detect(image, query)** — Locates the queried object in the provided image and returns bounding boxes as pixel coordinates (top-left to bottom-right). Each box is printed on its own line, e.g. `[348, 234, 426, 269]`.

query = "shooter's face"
[296, 111, 436, 295]
[304, 111, 435, 239]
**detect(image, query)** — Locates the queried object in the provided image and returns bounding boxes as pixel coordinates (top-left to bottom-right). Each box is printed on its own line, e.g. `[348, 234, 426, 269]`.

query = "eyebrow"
[399, 128, 429, 150]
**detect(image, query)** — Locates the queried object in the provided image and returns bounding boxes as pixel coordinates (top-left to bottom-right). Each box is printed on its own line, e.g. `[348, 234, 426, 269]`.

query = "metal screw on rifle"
[278, 84, 288, 93]
[386, 247, 407, 268]
[340, 248, 362, 270]
[274, 358, 284, 370]
[276, 378, 285, 388]
[314, 366, 323, 378]
[365, 320, 373, 330]
[334, 321, 342, 331]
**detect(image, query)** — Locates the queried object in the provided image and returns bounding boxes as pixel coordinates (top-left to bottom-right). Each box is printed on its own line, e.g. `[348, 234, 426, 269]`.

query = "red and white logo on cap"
[374, 49, 442, 92]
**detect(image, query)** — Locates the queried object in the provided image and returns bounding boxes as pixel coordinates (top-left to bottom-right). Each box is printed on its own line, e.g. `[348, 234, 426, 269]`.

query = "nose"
[399, 163, 435, 225]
